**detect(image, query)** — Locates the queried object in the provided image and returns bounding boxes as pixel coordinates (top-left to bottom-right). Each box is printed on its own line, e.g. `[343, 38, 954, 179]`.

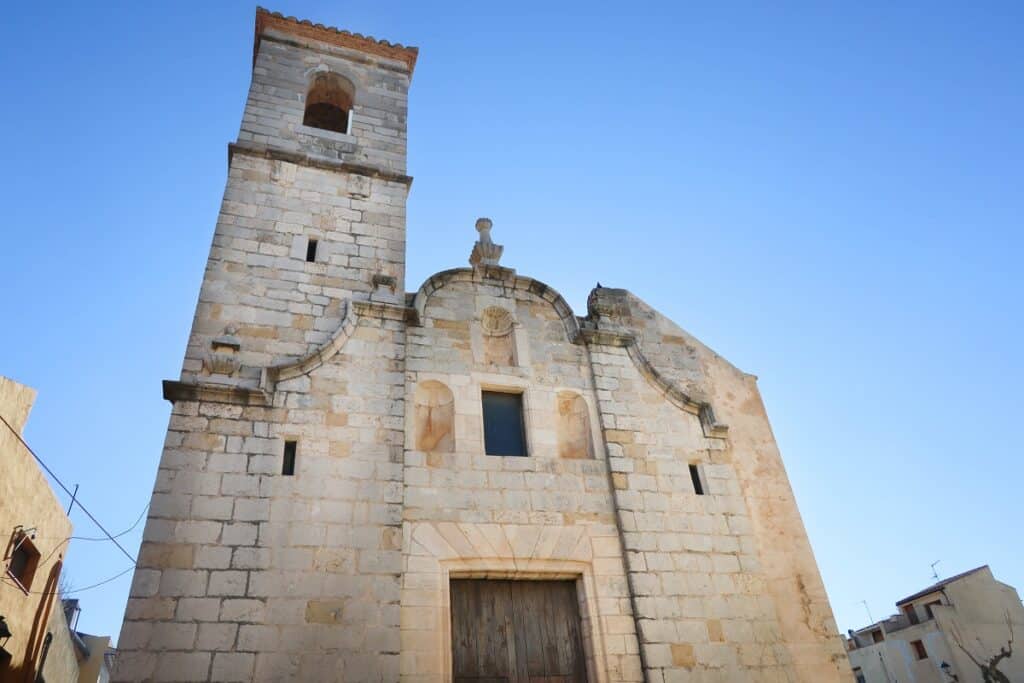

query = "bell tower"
[181, 8, 417, 388]
[114, 10, 417, 681]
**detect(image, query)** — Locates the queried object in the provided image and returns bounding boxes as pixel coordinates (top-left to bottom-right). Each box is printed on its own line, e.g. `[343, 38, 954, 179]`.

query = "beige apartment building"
[846, 566, 1022, 683]
[1, 377, 116, 683]
[114, 9, 852, 682]
[1, 376, 73, 681]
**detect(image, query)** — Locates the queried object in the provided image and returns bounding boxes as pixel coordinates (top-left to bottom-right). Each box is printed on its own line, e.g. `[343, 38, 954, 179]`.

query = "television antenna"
[930, 560, 942, 582]
[860, 599, 875, 624]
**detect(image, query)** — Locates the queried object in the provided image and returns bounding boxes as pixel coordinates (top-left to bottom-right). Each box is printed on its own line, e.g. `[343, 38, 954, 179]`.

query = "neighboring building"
[38, 599, 117, 683]
[114, 9, 851, 682]
[846, 566, 1023, 683]
[63, 600, 117, 683]
[0, 375, 74, 681]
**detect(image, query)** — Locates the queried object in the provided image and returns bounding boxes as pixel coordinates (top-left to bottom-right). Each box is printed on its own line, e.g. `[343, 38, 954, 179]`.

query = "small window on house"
[282, 440, 297, 476]
[911, 639, 927, 660]
[853, 668, 865, 683]
[871, 628, 884, 643]
[306, 238, 318, 263]
[482, 391, 526, 456]
[924, 600, 941, 620]
[7, 534, 40, 591]
[303, 72, 354, 134]
[903, 604, 920, 625]
[689, 463, 705, 495]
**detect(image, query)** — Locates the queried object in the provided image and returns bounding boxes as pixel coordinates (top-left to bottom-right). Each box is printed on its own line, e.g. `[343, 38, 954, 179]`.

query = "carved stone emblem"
[480, 306, 514, 337]
[204, 326, 242, 376]
[348, 174, 371, 199]
[480, 306, 516, 366]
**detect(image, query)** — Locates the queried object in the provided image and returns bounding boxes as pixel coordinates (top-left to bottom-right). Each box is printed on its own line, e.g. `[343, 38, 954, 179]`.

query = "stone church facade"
[114, 9, 851, 682]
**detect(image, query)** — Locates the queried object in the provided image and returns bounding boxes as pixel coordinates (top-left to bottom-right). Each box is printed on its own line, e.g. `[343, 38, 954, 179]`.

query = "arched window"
[303, 72, 354, 134]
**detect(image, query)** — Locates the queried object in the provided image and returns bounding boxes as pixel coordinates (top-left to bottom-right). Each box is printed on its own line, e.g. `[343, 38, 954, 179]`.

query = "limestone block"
[211, 652, 256, 681]
[154, 652, 211, 682]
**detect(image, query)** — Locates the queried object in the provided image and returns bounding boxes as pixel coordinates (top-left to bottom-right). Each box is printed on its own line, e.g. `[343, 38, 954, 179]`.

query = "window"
[303, 72, 354, 134]
[482, 391, 526, 456]
[7, 533, 40, 591]
[911, 639, 927, 660]
[689, 464, 705, 495]
[903, 604, 920, 625]
[282, 440, 297, 476]
[853, 667, 865, 683]
[871, 629, 884, 643]
[306, 238, 318, 263]
[924, 600, 941, 620]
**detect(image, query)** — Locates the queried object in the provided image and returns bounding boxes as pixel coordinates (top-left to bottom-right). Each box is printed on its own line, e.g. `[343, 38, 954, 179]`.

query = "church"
[114, 9, 851, 682]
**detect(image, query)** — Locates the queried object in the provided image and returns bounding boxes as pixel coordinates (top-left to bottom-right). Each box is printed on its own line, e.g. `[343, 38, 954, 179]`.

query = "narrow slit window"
[482, 391, 526, 456]
[689, 464, 705, 495]
[306, 239, 318, 263]
[282, 440, 297, 476]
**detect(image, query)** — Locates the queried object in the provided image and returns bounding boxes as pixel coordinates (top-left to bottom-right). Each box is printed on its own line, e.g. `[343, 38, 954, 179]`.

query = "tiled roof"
[254, 8, 419, 73]
[896, 565, 989, 606]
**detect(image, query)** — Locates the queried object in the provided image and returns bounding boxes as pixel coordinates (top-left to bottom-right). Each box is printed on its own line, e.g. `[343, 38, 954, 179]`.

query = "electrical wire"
[72, 503, 149, 542]
[6, 501, 148, 576]
[60, 566, 137, 595]
[2, 565, 136, 596]
[0, 413, 138, 564]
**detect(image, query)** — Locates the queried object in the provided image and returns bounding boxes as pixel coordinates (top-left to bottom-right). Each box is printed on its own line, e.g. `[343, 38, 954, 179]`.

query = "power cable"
[2, 565, 136, 596]
[60, 566, 137, 595]
[0, 413, 138, 564]
[72, 503, 149, 542]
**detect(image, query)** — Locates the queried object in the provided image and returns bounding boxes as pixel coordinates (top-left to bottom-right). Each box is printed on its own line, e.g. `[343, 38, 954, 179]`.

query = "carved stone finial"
[469, 217, 504, 266]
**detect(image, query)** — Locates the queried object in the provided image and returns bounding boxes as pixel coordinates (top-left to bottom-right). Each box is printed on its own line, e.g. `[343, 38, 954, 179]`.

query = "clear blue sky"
[2, 1, 1021, 642]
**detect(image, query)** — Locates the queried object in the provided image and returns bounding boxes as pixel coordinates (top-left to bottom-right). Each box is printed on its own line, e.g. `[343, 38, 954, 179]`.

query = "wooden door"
[450, 579, 588, 683]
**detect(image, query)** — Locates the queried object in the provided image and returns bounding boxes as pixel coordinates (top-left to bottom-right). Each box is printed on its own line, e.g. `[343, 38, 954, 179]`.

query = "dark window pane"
[689, 464, 704, 495]
[306, 239, 318, 263]
[283, 440, 297, 476]
[9, 547, 30, 579]
[482, 391, 526, 456]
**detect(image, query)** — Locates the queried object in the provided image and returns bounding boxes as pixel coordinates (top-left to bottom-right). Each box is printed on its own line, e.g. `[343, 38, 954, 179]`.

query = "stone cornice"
[228, 142, 414, 187]
[583, 327, 728, 439]
[579, 327, 633, 348]
[162, 380, 269, 407]
[255, 8, 418, 74]
[410, 268, 582, 345]
[260, 299, 414, 393]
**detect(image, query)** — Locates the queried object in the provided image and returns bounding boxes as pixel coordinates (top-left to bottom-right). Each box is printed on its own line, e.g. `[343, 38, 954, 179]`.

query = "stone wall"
[587, 289, 852, 682]
[116, 304, 406, 681]
[242, 27, 411, 175]
[180, 17, 412, 388]
[40, 602, 80, 683]
[399, 274, 644, 682]
[182, 154, 408, 386]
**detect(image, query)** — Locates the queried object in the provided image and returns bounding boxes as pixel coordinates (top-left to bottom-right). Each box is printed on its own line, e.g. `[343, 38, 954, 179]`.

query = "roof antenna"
[860, 599, 875, 624]
[930, 560, 942, 582]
